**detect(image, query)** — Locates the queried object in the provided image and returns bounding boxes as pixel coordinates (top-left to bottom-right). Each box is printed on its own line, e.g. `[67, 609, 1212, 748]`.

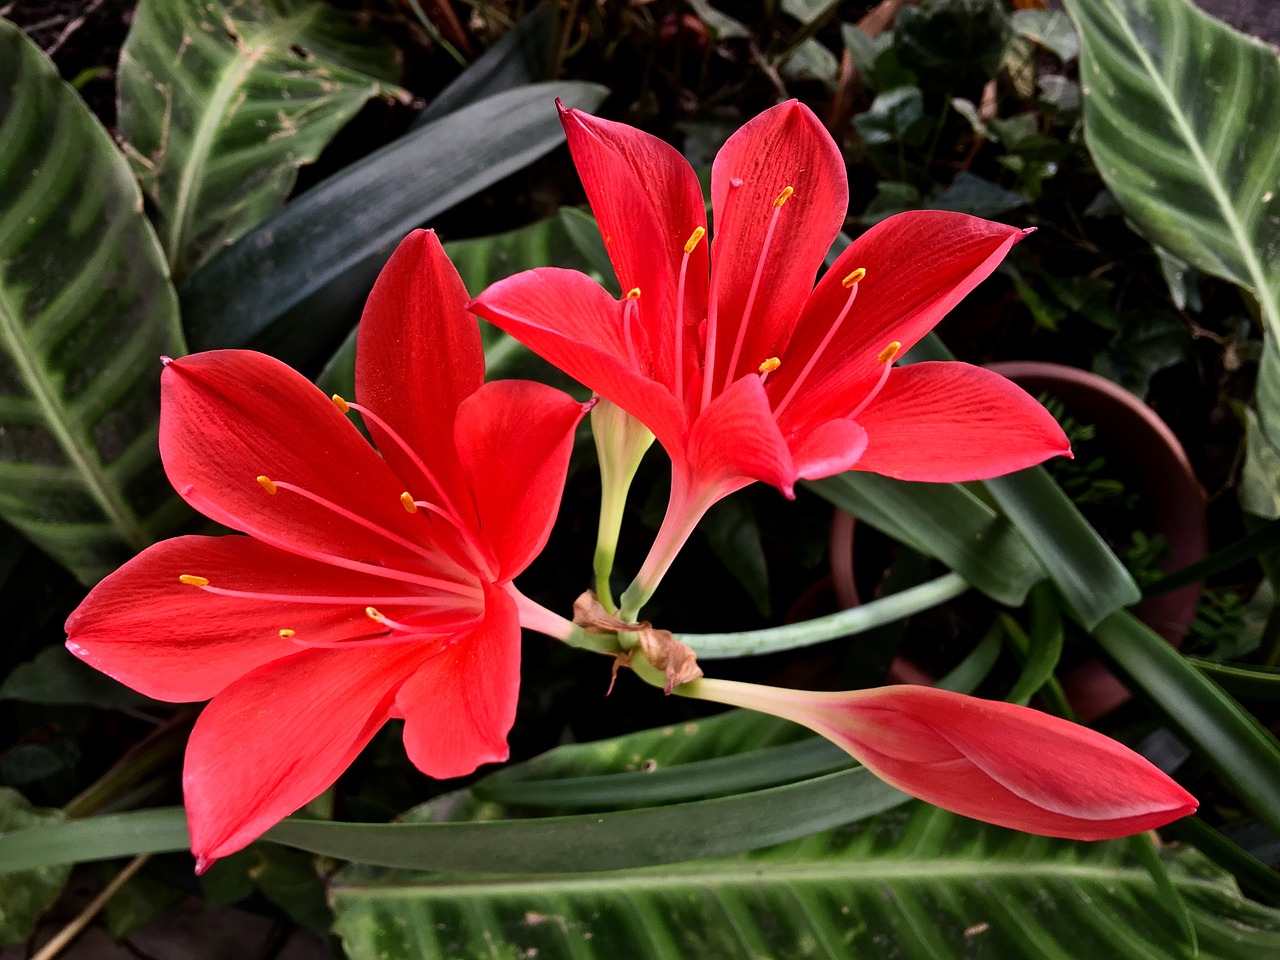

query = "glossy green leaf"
[1092, 610, 1280, 836]
[805, 473, 1045, 606]
[0, 21, 188, 584]
[119, 0, 402, 279]
[180, 80, 608, 368]
[1063, 0, 1280, 335]
[329, 803, 1280, 960]
[0, 789, 70, 946]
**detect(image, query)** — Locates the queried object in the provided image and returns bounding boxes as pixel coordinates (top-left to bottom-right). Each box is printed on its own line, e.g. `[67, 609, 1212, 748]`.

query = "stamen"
[198, 584, 477, 606]
[675, 228, 706, 399]
[338, 400, 466, 522]
[400, 492, 418, 513]
[256, 475, 278, 495]
[179, 574, 209, 587]
[622, 287, 641, 368]
[702, 178, 744, 413]
[331, 394, 351, 413]
[773, 267, 868, 419]
[160, 356, 174, 366]
[724, 184, 794, 392]
[289, 629, 472, 652]
[278, 629, 295, 638]
[264, 479, 454, 570]
[412, 499, 498, 580]
[758, 357, 780, 384]
[366, 606, 421, 633]
[849, 341, 902, 420]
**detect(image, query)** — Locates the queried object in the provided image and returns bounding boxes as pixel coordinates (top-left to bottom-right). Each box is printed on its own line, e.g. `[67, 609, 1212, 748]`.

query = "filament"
[723, 185, 792, 392]
[773, 268, 866, 419]
[701, 177, 744, 413]
[674, 227, 705, 400]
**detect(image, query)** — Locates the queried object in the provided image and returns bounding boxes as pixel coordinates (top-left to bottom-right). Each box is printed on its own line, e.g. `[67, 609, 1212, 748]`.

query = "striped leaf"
[0, 22, 187, 584]
[119, 0, 402, 280]
[1062, 0, 1280, 333]
[329, 805, 1280, 960]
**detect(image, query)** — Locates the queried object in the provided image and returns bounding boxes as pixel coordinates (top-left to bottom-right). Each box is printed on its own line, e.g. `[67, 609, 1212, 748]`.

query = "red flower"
[471, 102, 1070, 607]
[65, 231, 590, 868]
[688, 679, 1197, 840]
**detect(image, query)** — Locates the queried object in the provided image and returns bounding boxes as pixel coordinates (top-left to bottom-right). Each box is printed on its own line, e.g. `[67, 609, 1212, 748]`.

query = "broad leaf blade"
[0, 22, 187, 584]
[119, 0, 402, 279]
[1063, 0, 1280, 332]
[329, 804, 1280, 960]
[180, 80, 608, 368]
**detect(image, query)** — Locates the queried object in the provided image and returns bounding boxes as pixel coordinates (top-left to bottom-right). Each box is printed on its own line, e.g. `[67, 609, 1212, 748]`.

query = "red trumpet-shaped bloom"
[65, 231, 590, 868]
[689, 678, 1197, 840]
[471, 102, 1070, 603]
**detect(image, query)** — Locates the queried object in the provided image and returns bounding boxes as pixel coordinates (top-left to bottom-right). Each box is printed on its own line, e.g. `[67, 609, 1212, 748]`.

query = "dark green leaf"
[0, 788, 70, 947]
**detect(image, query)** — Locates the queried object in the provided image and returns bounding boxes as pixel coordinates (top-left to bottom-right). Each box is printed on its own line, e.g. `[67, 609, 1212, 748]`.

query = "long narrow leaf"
[1092, 610, 1280, 836]
[180, 81, 607, 366]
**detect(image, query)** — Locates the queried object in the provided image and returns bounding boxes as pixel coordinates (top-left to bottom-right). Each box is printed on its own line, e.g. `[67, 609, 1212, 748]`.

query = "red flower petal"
[454, 380, 589, 580]
[853, 362, 1071, 482]
[788, 418, 868, 481]
[772, 211, 1027, 433]
[184, 643, 430, 864]
[396, 582, 521, 778]
[160, 351, 434, 574]
[707, 101, 847, 389]
[63, 535, 422, 702]
[355, 230, 481, 512]
[687, 375, 795, 497]
[560, 104, 708, 390]
[470, 268, 688, 452]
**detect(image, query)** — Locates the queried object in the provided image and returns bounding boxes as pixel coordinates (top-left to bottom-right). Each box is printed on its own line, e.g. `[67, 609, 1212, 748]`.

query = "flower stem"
[591, 401, 655, 613]
[677, 572, 970, 659]
[618, 477, 719, 621]
[506, 583, 623, 654]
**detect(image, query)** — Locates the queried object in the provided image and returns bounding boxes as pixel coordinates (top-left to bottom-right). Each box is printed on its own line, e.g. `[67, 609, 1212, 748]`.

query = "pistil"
[701, 177, 743, 414]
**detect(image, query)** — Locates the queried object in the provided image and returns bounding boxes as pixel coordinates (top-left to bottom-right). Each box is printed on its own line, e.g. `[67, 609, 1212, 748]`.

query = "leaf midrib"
[0, 286, 150, 550]
[331, 859, 1227, 899]
[1088, 0, 1280, 333]
[164, 6, 319, 269]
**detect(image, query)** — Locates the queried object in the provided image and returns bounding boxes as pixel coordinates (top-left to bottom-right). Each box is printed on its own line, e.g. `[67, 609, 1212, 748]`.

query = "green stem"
[677, 572, 970, 660]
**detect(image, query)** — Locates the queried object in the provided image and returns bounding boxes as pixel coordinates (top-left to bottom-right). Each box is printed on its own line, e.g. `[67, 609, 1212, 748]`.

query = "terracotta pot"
[830, 361, 1207, 720]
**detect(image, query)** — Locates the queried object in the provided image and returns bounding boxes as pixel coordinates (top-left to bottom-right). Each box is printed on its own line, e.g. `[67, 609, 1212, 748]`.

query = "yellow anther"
[758, 357, 781, 374]
[256, 475, 278, 495]
[331, 394, 350, 413]
[684, 226, 706, 254]
[878, 341, 902, 364]
[179, 574, 209, 587]
[842, 267, 867, 288]
[773, 185, 795, 208]
[400, 492, 418, 513]
[279, 629, 296, 638]
[626, 287, 641, 300]
[365, 606, 383, 621]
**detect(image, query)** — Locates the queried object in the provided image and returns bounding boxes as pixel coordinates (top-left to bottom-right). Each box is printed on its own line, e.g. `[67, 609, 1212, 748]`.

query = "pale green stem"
[591, 401, 655, 613]
[678, 572, 970, 660]
[505, 582, 623, 655]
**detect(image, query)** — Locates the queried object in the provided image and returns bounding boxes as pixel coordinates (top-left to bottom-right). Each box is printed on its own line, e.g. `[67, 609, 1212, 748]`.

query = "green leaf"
[895, 0, 1013, 94]
[805, 473, 1045, 606]
[180, 81, 608, 370]
[0, 645, 149, 709]
[1243, 338, 1280, 519]
[854, 86, 928, 147]
[119, 0, 402, 280]
[1062, 0, 1280, 336]
[1092, 610, 1280, 836]
[1190, 658, 1280, 700]
[0, 788, 70, 947]
[328, 803, 1280, 960]
[0, 21, 188, 585]
[1012, 8, 1080, 62]
[1004, 585, 1066, 705]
